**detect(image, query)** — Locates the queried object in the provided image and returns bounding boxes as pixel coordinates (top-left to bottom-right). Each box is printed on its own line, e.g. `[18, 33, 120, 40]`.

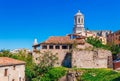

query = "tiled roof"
[0, 57, 25, 67]
[41, 36, 85, 44]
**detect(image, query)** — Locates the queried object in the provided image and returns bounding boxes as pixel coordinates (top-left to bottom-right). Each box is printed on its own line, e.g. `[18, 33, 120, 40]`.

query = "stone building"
[107, 30, 120, 47]
[0, 57, 25, 81]
[90, 30, 111, 45]
[32, 35, 87, 67]
[32, 35, 113, 68]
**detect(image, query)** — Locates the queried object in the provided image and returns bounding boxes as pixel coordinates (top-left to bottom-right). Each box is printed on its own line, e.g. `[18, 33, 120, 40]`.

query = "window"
[78, 18, 80, 23]
[36, 58, 38, 60]
[42, 45, 47, 49]
[69, 45, 72, 49]
[19, 77, 21, 81]
[4, 69, 8, 76]
[49, 45, 53, 49]
[13, 65, 16, 70]
[62, 45, 68, 49]
[12, 79, 15, 81]
[55, 45, 60, 49]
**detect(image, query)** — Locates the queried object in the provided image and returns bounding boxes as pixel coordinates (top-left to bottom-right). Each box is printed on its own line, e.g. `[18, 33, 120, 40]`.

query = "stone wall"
[33, 49, 72, 67]
[72, 49, 113, 68]
[33, 46, 113, 68]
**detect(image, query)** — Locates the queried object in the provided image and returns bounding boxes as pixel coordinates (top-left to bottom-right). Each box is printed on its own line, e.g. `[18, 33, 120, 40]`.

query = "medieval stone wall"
[33, 49, 72, 67]
[72, 49, 113, 68]
[33, 47, 113, 68]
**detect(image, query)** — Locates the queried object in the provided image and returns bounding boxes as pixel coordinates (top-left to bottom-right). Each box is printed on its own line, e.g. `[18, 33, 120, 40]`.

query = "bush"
[40, 67, 66, 81]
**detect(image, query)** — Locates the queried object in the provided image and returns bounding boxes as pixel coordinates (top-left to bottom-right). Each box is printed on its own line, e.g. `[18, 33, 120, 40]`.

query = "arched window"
[78, 18, 80, 23]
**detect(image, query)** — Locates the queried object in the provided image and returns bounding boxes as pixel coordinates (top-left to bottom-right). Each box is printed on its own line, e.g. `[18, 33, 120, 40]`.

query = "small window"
[19, 77, 21, 81]
[13, 65, 16, 70]
[36, 58, 38, 60]
[12, 79, 15, 81]
[42, 45, 47, 49]
[55, 45, 60, 49]
[4, 69, 8, 76]
[62, 45, 68, 49]
[49, 45, 53, 49]
[69, 45, 72, 49]
[78, 18, 80, 23]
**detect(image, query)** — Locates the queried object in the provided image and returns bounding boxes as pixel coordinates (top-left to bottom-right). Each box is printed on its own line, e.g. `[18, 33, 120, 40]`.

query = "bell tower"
[73, 10, 85, 35]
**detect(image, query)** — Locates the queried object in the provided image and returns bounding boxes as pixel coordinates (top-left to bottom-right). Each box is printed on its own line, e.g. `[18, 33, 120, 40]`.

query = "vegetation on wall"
[86, 37, 120, 55]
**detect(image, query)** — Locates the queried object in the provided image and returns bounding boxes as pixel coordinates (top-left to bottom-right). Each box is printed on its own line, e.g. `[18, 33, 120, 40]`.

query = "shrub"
[40, 67, 66, 81]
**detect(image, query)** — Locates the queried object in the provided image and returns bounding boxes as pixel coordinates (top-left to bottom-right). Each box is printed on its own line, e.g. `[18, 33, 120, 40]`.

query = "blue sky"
[0, 0, 120, 50]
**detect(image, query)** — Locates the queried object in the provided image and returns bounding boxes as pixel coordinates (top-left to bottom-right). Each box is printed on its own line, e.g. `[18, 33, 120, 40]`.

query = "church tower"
[73, 10, 85, 35]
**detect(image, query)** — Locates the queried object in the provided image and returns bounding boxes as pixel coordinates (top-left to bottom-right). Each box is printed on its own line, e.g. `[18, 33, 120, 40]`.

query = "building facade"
[32, 36, 87, 67]
[0, 57, 25, 81]
[107, 30, 120, 47]
[32, 35, 113, 68]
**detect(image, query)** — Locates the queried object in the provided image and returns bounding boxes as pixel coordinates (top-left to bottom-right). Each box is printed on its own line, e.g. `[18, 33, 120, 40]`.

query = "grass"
[39, 67, 120, 81]
[40, 67, 67, 81]
[79, 68, 120, 81]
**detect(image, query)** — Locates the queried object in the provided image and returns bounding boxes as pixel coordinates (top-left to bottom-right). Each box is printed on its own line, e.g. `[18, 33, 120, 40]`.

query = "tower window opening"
[78, 18, 80, 23]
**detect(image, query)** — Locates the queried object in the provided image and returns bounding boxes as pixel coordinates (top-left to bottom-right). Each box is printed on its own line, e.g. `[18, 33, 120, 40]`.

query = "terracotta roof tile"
[41, 36, 85, 44]
[0, 57, 25, 66]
